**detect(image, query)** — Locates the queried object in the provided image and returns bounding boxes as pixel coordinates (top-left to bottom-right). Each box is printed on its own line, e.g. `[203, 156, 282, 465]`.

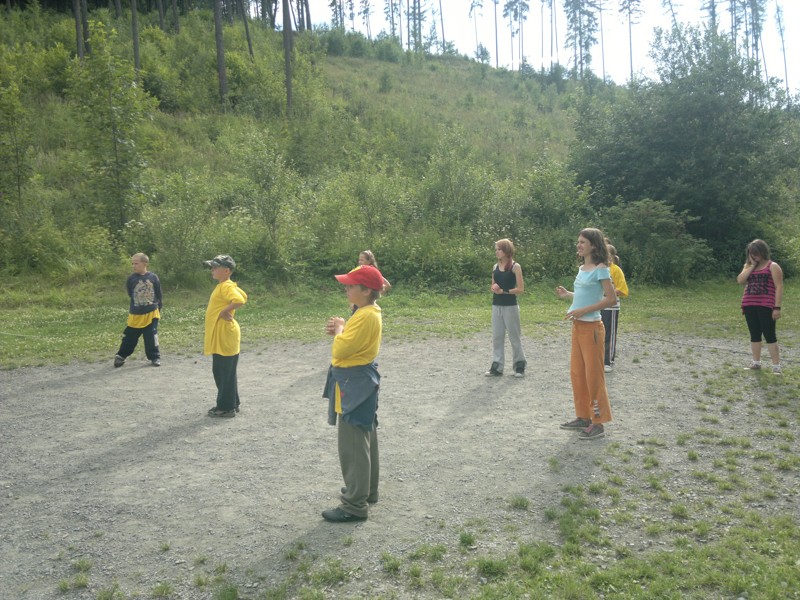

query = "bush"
[601, 199, 713, 284]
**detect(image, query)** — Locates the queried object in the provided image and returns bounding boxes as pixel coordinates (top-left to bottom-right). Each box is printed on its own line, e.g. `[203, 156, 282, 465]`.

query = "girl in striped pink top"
[736, 239, 784, 374]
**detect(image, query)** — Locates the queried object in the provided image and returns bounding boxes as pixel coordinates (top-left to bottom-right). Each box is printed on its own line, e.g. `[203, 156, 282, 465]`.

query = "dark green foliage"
[571, 26, 800, 272]
[601, 199, 713, 284]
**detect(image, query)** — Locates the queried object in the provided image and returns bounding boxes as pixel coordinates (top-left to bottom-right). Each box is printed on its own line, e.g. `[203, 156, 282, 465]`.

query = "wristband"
[773, 306, 781, 310]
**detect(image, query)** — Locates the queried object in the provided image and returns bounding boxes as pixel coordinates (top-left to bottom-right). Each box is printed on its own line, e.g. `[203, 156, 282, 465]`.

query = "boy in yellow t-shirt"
[202, 255, 248, 418]
[114, 253, 162, 368]
[321, 265, 384, 523]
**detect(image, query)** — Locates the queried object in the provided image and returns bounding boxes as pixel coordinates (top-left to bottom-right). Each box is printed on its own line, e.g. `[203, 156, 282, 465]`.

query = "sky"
[305, 1, 799, 92]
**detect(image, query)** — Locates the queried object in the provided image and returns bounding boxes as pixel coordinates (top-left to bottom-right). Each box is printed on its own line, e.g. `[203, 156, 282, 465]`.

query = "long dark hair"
[579, 228, 609, 266]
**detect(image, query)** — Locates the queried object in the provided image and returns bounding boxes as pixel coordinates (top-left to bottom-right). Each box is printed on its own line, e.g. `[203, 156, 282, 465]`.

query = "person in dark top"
[486, 239, 527, 377]
[114, 253, 162, 368]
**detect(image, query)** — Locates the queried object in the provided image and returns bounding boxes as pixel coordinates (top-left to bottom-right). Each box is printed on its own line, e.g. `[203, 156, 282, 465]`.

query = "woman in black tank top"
[486, 239, 527, 377]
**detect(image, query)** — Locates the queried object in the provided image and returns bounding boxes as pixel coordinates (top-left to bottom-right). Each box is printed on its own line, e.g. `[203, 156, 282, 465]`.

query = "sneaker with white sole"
[744, 361, 762, 370]
[604, 364, 612, 373]
[114, 354, 126, 368]
[772, 364, 782, 375]
[485, 361, 502, 377]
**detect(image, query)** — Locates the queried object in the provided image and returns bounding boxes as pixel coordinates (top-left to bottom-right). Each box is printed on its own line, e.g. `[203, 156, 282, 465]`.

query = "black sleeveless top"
[492, 262, 518, 306]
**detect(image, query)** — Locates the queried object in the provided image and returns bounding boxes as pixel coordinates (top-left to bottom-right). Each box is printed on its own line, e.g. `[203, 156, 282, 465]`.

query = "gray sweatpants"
[337, 417, 379, 518]
[491, 304, 526, 372]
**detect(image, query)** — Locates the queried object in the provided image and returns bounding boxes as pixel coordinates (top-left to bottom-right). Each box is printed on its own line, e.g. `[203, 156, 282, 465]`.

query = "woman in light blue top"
[555, 228, 617, 440]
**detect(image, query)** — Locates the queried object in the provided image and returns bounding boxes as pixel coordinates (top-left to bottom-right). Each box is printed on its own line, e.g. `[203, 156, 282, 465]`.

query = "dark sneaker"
[322, 507, 367, 523]
[151, 359, 161, 367]
[114, 355, 126, 368]
[207, 408, 236, 418]
[341, 487, 378, 504]
[513, 361, 526, 378]
[578, 424, 605, 440]
[560, 418, 592, 430]
[485, 361, 502, 377]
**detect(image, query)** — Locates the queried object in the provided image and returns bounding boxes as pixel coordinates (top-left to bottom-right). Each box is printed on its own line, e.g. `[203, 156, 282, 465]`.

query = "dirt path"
[0, 329, 793, 598]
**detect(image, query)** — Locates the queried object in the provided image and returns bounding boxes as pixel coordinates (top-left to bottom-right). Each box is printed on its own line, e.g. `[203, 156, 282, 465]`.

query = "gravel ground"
[1, 327, 797, 599]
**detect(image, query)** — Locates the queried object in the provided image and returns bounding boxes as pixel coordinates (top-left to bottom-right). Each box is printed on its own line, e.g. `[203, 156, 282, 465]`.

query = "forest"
[1, 0, 799, 290]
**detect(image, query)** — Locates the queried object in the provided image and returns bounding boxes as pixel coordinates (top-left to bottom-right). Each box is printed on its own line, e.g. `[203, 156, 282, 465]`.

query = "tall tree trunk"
[598, 0, 605, 80]
[438, 0, 445, 50]
[171, 0, 180, 33]
[241, 0, 255, 59]
[73, 0, 85, 58]
[80, 0, 90, 53]
[775, 1, 789, 97]
[282, 0, 293, 115]
[303, 0, 311, 29]
[131, 0, 140, 72]
[156, 0, 165, 30]
[114, 0, 122, 19]
[493, 0, 499, 68]
[213, 0, 229, 109]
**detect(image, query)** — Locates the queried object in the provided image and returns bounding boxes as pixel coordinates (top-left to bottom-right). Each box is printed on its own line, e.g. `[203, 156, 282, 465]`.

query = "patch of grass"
[475, 556, 508, 580]
[409, 543, 447, 562]
[380, 552, 402, 574]
[459, 530, 476, 548]
[507, 495, 530, 509]
[152, 582, 173, 597]
[71, 558, 92, 572]
[310, 559, 349, 586]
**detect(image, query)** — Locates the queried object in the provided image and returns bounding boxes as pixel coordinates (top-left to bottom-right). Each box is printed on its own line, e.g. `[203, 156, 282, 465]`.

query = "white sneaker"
[604, 364, 612, 373]
[744, 361, 762, 370]
[772, 364, 782, 375]
[513, 371, 524, 378]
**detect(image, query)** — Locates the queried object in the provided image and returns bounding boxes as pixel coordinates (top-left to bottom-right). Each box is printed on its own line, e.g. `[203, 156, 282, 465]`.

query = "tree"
[0, 72, 29, 208]
[563, 0, 599, 77]
[492, 0, 499, 68]
[213, 0, 228, 108]
[241, 0, 255, 59]
[774, 1, 789, 97]
[360, 0, 372, 38]
[329, 0, 345, 28]
[570, 26, 799, 270]
[619, 0, 642, 81]
[283, 0, 293, 114]
[469, 0, 483, 58]
[72, 0, 84, 58]
[66, 22, 158, 233]
[131, 0, 140, 73]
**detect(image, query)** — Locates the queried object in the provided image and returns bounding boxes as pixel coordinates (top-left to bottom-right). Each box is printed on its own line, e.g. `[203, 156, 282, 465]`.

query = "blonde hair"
[131, 252, 149, 264]
[494, 239, 515, 258]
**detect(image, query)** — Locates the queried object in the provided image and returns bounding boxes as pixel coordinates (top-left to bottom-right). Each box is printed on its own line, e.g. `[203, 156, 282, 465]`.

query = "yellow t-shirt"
[127, 308, 160, 328]
[331, 304, 382, 368]
[610, 263, 629, 298]
[204, 280, 248, 356]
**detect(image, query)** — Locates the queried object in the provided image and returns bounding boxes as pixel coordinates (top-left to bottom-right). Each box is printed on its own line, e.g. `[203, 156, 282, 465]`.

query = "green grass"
[3, 276, 795, 369]
[8, 276, 800, 598]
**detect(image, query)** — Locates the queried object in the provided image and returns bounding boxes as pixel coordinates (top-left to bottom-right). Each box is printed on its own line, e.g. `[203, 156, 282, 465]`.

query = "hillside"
[1, 8, 798, 287]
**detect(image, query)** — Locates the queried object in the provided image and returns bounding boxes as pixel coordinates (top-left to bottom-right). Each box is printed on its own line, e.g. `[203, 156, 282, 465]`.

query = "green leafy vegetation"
[1, 6, 797, 292]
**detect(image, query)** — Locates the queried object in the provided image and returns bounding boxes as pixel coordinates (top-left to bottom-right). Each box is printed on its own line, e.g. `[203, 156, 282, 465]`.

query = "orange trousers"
[570, 320, 612, 424]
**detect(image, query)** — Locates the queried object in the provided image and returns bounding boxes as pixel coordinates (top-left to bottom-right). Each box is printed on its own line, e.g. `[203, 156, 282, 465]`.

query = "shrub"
[601, 198, 713, 284]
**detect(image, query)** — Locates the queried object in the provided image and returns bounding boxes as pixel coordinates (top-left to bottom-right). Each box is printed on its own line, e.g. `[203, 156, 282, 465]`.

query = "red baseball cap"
[334, 265, 384, 291]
